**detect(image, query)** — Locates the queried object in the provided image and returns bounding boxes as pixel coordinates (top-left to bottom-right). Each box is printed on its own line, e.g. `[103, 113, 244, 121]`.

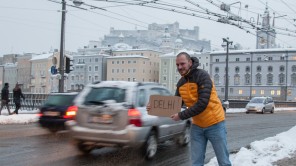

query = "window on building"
[246, 66, 250, 72]
[252, 90, 256, 95]
[277, 90, 281, 95]
[256, 74, 261, 84]
[112, 69, 114, 73]
[71, 76, 74, 80]
[292, 65, 296, 72]
[280, 56, 285, 60]
[122, 61, 124, 64]
[230, 88, 233, 94]
[95, 66, 98, 71]
[260, 90, 264, 95]
[234, 74, 240, 85]
[238, 90, 243, 94]
[164, 69, 167, 73]
[112, 61, 114, 64]
[246, 57, 250, 61]
[271, 90, 275, 95]
[245, 74, 250, 85]
[291, 73, 296, 86]
[257, 57, 261, 61]
[215, 59, 219, 62]
[128, 61, 131, 64]
[133, 61, 136, 63]
[133, 69, 136, 73]
[95, 58, 98, 62]
[95, 76, 98, 80]
[257, 66, 261, 72]
[163, 76, 167, 81]
[267, 74, 273, 84]
[235, 66, 240, 73]
[88, 76, 91, 81]
[164, 62, 167, 66]
[280, 65, 285, 72]
[268, 66, 273, 72]
[214, 74, 219, 85]
[88, 66, 91, 72]
[279, 73, 285, 84]
[215, 67, 219, 73]
[221, 88, 224, 93]
[117, 69, 119, 73]
[236, 58, 240, 61]
[122, 69, 124, 73]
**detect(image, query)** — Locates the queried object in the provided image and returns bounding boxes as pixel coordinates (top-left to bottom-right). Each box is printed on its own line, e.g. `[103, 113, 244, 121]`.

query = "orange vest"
[179, 82, 225, 128]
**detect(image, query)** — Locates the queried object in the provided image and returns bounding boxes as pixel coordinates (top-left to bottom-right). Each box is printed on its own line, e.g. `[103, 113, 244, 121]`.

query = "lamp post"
[285, 51, 288, 101]
[58, 0, 66, 93]
[249, 52, 253, 99]
[221, 38, 233, 102]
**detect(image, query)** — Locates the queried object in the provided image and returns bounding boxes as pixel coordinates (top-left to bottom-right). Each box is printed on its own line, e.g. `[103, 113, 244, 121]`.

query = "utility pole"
[58, 0, 66, 93]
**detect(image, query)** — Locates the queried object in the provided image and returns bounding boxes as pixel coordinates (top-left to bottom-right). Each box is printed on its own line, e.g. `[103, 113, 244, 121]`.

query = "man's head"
[4, 83, 9, 87]
[176, 52, 192, 76]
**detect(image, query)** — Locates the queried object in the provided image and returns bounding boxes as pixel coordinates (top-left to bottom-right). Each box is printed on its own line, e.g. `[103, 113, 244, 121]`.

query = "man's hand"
[146, 103, 151, 112]
[171, 113, 180, 121]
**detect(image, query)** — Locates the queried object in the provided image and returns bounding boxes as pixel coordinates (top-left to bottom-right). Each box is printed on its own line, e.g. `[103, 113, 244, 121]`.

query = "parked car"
[66, 81, 191, 160]
[38, 92, 78, 133]
[245, 97, 275, 114]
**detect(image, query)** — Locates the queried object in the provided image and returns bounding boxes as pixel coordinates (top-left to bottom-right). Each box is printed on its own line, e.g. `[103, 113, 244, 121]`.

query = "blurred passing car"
[245, 96, 275, 114]
[66, 81, 191, 160]
[38, 92, 78, 132]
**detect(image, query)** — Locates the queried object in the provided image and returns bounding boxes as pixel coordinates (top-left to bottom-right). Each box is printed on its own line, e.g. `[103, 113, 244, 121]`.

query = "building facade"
[211, 48, 296, 101]
[107, 49, 162, 83]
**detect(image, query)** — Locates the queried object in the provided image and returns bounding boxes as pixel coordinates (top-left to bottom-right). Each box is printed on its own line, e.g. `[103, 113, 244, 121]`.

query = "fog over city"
[0, 0, 295, 55]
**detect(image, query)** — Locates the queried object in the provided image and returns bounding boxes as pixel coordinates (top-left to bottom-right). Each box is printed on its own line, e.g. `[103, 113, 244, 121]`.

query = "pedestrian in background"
[12, 83, 25, 114]
[0, 83, 11, 115]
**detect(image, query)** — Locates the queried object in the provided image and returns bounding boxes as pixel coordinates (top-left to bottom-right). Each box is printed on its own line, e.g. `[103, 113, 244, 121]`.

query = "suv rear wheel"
[142, 130, 157, 160]
[76, 142, 93, 155]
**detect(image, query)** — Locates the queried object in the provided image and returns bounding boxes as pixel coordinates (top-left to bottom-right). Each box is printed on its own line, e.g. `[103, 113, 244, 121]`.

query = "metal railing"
[1, 93, 296, 111]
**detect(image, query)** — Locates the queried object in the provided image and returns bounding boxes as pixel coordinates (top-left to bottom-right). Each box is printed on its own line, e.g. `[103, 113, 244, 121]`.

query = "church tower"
[256, 4, 276, 49]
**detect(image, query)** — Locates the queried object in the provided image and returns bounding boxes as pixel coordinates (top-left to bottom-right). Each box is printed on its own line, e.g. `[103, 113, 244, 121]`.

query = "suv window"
[44, 94, 76, 106]
[150, 87, 172, 96]
[84, 87, 126, 105]
[138, 89, 147, 107]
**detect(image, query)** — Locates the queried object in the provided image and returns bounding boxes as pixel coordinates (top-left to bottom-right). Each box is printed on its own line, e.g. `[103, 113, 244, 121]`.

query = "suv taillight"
[63, 105, 78, 119]
[128, 108, 142, 127]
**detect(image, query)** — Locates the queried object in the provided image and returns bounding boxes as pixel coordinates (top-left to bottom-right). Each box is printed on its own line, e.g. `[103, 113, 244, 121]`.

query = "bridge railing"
[1, 93, 296, 111]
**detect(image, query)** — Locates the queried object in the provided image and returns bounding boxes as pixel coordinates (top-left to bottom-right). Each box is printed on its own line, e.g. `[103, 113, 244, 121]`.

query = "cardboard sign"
[148, 95, 182, 117]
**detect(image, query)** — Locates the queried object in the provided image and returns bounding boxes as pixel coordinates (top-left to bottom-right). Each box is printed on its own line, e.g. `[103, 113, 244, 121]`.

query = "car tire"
[142, 130, 158, 160]
[261, 108, 265, 114]
[176, 123, 190, 147]
[76, 142, 93, 155]
[271, 107, 274, 114]
[48, 128, 58, 133]
[246, 111, 249, 114]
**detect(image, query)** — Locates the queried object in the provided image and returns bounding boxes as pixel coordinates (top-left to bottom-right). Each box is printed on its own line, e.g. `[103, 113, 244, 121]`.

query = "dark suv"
[38, 92, 78, 133]
[66, 81, 190, 160]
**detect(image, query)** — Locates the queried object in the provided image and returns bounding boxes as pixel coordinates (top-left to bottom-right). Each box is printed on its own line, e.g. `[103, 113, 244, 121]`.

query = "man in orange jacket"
[170, 52, 231, 166]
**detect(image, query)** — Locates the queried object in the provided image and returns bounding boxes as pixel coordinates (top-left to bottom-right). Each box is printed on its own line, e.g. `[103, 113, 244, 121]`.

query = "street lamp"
[58, 0, 82, 93]
[282, 52, 288, 101]
[221, 38, 233, 102]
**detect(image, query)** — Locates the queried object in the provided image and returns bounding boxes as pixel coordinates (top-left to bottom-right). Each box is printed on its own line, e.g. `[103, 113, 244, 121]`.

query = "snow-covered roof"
[30, 53, 53, 61]
[160, 49, 202, 57]
[106, 55, 149, 59]
[211, 48, 296, 54]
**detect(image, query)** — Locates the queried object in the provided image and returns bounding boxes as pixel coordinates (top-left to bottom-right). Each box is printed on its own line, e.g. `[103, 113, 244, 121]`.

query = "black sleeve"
[178, 70, 212, 120]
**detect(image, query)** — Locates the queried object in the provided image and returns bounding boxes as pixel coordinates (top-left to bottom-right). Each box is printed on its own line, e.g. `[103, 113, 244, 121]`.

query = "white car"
[245, 97, 275, 114]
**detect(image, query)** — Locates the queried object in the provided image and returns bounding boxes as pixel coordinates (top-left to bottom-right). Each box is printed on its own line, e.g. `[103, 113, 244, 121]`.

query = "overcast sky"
[1, 0, 295, 56]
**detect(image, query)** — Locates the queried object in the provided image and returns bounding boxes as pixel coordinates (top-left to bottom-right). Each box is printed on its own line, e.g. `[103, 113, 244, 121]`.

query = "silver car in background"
[66, 81, 190, 160]
[245, 97, 275, 114]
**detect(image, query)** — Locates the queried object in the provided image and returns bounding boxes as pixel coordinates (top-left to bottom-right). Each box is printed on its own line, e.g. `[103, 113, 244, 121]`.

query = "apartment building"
[30, 52, 58, 93]
[107, 49, 162, 82]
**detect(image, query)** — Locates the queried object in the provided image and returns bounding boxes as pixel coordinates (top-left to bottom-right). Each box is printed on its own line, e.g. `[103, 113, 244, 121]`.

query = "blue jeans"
[190, 121, 231, 166]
